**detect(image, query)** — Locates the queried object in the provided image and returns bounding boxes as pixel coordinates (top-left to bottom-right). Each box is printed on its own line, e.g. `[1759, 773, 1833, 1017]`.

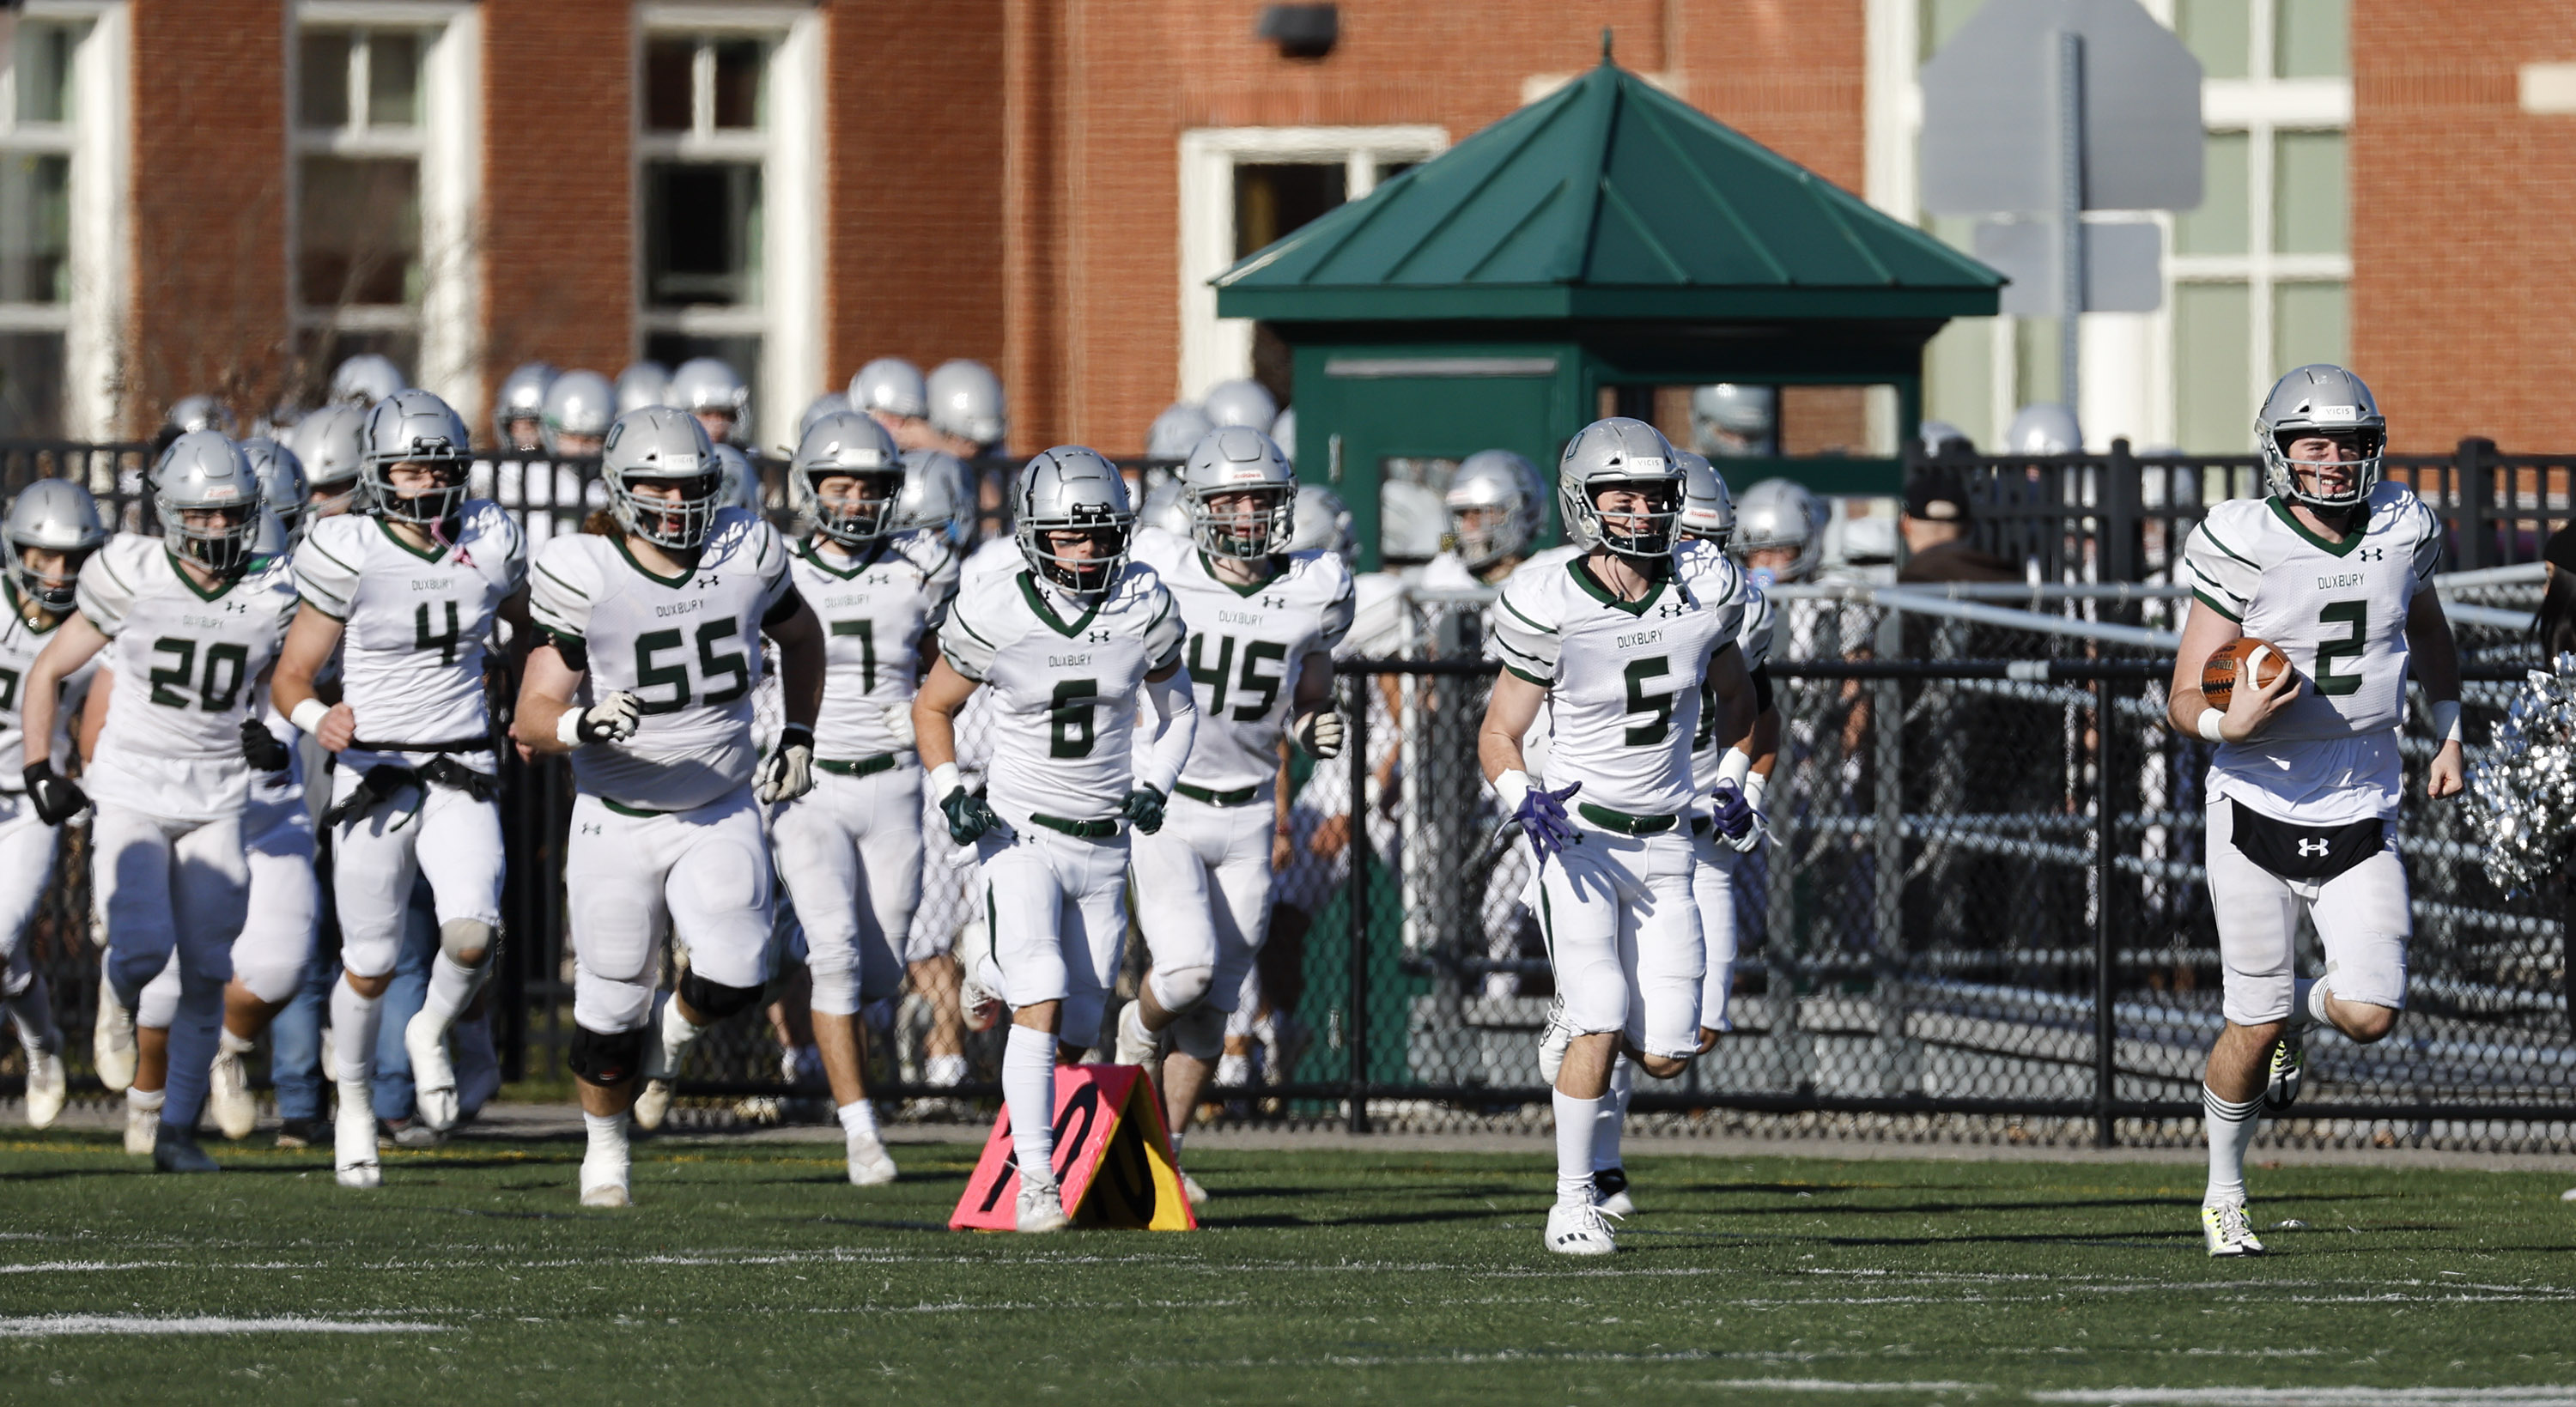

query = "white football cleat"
[1016, 1180, 1070, 1234]
[2262, 1033, 2305, 1113]
[2203, 1200, 2267, 1257]
[1593, 1167, 1636, 1218]
[334, 1078, 381, 1189]
[122, 1096, 157, 1155]
[404, 1010, 459, 1132]
[1180, 1169, 1211, 1207]
[207, 1046, 258, 1141]
[1536, 998, 1575, 1086]
[93, 992, 137, 1094]
[1113, 1001, 1158, 1067]
[632, 1078, 676, 1132]
[847, 1129, 898, 1186]
[1544, 1198, 1619, 1256]
[23, 1050, 66, 1129]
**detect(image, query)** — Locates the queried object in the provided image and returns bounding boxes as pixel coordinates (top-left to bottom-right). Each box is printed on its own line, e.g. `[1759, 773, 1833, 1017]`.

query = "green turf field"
[1, 1128, 2570, 1405]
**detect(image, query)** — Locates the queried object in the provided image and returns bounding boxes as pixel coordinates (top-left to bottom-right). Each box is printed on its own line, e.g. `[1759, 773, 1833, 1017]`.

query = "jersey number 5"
[2314, 600, 2366, 697]
[1624, 656, 1675, 746]
[633, 620, 751, 714]
[147, 636, 250, 713]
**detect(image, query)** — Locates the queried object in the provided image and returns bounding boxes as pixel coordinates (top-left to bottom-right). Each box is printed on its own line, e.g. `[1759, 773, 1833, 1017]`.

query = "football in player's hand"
[2201, 636, 2288, 711]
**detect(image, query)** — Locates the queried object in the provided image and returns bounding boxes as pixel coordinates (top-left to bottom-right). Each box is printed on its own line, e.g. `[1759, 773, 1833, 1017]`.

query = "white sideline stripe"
[2030, 1380, 2576, 1391]
[1692, 1381, 1986, 1394]
[0, 1315, 450, 1337]
[0, 1261, 180, 1274]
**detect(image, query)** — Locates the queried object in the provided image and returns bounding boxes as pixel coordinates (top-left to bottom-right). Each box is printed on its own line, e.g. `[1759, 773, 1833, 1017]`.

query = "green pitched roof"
[1215, 59, 2003, 324]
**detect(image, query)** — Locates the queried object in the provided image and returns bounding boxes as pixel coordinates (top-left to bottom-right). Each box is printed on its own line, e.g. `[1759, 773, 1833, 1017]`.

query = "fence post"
[2101, 439, 2140, 586]
[1345, 672, 1371, 1136]
[2093, 672, 2121, 1149]
[2457, 438, 2495, 570]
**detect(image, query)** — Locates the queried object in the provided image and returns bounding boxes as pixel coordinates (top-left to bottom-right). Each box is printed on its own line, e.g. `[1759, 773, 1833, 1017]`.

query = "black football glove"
[241, 719, 293, 773]
[941, 785, 999, 846]
[1118, 784, 1168, 834]
[23, 760, 88, 828]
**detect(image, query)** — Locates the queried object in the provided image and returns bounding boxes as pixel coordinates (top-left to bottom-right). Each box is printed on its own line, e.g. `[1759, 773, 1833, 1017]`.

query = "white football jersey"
[1691, 581, 1775, 793]
[0, 585, 98, 772]
[940, 562, 1184, 824]
[293, 501, 525, 746]
[789, 530, 960, 762]
[528, 511, 796, 812]
[1490, 540, 1748, 816]
[1129, 526, 1355, 793]
[2182, 482, 2441, 825]
[75, 535, 300, 818]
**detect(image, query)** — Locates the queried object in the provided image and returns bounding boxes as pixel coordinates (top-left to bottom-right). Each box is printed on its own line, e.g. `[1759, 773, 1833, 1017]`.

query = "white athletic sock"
[582, 1110, 631, 1174]
[420, 953, 483, 1028]
[656, 998, 706, 1079]
[1003, 1025, 1060, 1191]
[218, 1028, 255, 1058]
[2203, 1083, 2261, 1205]
[2304, 978, 2335, 1029]
[128, 1085, 165, 1116]
[1591, 1058, 1632, 1173]
[836, 1099, 880, 1141]
[330, 976, 383, 1083]
[924, 1053, 966, 1088]
[1552, 1089, 1601, 1205]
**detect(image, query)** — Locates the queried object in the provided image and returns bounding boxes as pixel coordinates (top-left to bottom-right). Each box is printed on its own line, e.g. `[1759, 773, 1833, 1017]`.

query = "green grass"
[1, 1127, 2571, 1404]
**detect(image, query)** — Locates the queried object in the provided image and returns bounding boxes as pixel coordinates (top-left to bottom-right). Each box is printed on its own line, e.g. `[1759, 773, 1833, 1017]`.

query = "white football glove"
[880, 701, 918, 751]
[1293, 709, 1346, 761]
[756, 725, 817, 804]
[562, 690, 642, 745]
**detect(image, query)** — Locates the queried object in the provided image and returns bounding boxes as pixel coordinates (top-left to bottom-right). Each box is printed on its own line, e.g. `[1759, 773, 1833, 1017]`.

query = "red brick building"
[0, 1, 2564, 455]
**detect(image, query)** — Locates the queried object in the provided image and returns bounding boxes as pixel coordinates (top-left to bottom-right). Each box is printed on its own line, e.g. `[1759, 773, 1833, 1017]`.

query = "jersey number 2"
[2314, 600, 2366, 697]
[633, 620, 750, 714]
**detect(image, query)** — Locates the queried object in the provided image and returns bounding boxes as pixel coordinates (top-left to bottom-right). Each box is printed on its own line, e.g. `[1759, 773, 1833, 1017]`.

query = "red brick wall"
[820, 0, 1008, 396]
[2354, 1, 2576, 452]
[128, 0, 290, 434]
[480, 0, 633, 420]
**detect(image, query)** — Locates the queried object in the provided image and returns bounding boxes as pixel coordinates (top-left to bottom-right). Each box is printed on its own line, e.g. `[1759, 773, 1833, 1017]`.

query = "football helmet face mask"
[1558, 418, 1684, 564]
[790, 411, 905, 548]
[1730, 477, 1824, 584]
[240, 437, 312, 544]
[540, 369, 616, 457]
[360, 390, 475, 526]
[493, 361, 557, 447]
[3, 478, 106, 611]
[603, 407, 725, 550]
[894, 448, 971, 548]
[153, 432, 264, 573]
[1444, 450, 1548, 572]
[330, 354, 407, 407]
[2257, 363, 2386, 510]
[1183, 427, 1296, 561]
[927, 360, 1006, 448]
[849, 358, 928, 421]
[1013, 446, 1133, 598]
[289, 403, 368, 514]
[1675, 450, 1735, 548]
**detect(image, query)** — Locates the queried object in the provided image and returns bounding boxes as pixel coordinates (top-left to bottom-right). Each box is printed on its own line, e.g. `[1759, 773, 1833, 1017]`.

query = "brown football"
[2201, 636, 2288, 712]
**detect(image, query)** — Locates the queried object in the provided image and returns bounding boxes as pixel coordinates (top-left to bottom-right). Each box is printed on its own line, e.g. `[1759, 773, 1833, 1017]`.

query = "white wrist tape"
[556, 707, 586, 747]
[2428, 699, 2463, 745]
[1716, 748, 1753, 790]
[289, 697, 331, 737]
[2196, 707, 2226, 743]
[1492, 768, 1532, 814]
[1742, 771, 1768, 811]
[929, 762, 963, 798]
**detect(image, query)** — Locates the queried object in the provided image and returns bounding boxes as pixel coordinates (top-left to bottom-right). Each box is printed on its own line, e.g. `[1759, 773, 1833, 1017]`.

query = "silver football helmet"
[712, 443, 762, 514]
[1138, 480, 1193, 540]
[541, 369, 616, 456]
[1445, 449, 1549, 572]
[1013, 446, 1132, 598]
[163, 395, 236, 438]
[671, 357, 752, 444]
[790, 411, 903, 547]
[1201, 379, 1278, 433]
[615, 361, 672, 415]
[1558, 418, 1683, 563]
[289, 403, 368, 514]
[1145, 402, 1214, 460]
[1288, 482, 1353, 559]
[152, 431, 263, 572]
[1269, 408, 1297, 466]
[1675, 450, 1735, 548]
[895, 448, 972, 548]
[494, 361, 557, 447]
[849, 357, 928, 421]
[1691, 383, 1777, 456]
[361, 389, 475, 525]
[240, 437, 311, 543]
[1184, 427, 1296, 561]
[330, 353, 407, 407]
[2258, 363, 2386, 510]
[3, 478, 106, 610]
[2004, 403, 2081, 455]
[1731, 477, 1824, 583]
[602, 407, 725, 549]
[927, 360, 1006, 449]
[798, 392, 854, 441]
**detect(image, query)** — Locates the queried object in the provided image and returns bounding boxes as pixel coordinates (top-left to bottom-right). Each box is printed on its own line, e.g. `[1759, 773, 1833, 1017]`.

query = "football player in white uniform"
[1479, 417, 1757, 1255]
[270, 390, 526, 1186]
[517, 407, 824, 1207]
[1420, 451, 1548, 591]
[766, 411, 958, 1184]
[2170, 365, 2459, 1256]
[0, 482, 105, 1129]
[21, 434, 301, 1172]
[1115, 428, 1352, 1197]
[914, 447, 1196, 1234]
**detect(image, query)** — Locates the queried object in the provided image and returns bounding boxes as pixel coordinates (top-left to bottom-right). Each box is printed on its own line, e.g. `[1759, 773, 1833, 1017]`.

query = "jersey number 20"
[148, 636, 251, 713]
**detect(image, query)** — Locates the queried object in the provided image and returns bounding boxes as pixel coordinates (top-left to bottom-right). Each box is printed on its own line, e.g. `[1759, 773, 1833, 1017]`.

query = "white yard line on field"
[0, 1315, 449, 1337]
[2029, 1390, 2576, 1405]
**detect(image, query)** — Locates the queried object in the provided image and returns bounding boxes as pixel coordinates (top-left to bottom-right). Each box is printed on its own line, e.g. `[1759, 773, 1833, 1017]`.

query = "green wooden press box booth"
[1214, 48, 2004, 571]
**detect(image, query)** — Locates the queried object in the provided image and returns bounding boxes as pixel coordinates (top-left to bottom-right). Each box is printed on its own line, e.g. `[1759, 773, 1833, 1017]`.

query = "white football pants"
[1129, 791, 1276, 1015]
[1536, 822, 1704, 1063]
[0, 794, 61, 998]
[329, 758, 505, 980]
[974, 817, 1130, 1046]
[770, 761, 922, 1016]
[568, 786, 774, 1034]
[93, 803, 249, 1129]
[2205, 799, 2409, 1028]
[137, 792, 318, 1020]
[1689, 824, 1744, 1034]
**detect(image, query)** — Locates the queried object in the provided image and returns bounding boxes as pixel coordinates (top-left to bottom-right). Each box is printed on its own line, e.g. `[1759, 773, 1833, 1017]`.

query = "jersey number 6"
[1050, 677, 1099, 758]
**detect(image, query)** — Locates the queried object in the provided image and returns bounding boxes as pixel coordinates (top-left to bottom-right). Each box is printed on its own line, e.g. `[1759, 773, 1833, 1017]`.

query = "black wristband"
[777, 723, 814, 749]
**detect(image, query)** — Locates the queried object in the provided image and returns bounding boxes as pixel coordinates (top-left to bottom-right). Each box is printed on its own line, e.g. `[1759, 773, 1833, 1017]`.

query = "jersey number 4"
[632, 620, 750, 714]
[1188, 634, 1286, 723]
[147, 636, 251, 712]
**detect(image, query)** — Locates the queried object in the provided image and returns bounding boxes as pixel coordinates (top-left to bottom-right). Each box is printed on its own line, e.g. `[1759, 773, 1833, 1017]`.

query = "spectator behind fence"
[1897, 465, 2018, 584]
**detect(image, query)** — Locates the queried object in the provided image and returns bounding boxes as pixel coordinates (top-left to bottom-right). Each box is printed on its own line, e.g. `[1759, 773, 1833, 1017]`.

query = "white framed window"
[1867, 0, 2349, 453]
[1179, 126, 1449, 403]
[1, 3, 124, 440]
[635, 4, 820, 446]
[291, 2, 479, 410]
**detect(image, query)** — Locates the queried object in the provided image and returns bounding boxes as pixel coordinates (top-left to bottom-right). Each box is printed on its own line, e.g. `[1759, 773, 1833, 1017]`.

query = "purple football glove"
[1709, 779, 1757, 841]
[1512, 779, 1584, 864]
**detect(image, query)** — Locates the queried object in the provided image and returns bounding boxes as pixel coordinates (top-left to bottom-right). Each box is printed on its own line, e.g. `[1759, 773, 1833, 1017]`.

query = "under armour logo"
[2356, 548, 2385, 562]
[1088, 628, 1111, 642]
[696, 574, 721, 590]
[1261, 595, 1286, 610]
[1656, 603, 1687, 619]
[2297, 837, 2330, 858]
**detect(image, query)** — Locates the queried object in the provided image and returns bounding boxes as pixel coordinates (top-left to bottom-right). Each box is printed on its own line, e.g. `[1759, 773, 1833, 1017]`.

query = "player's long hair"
[2534, 563, 2576, 661]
